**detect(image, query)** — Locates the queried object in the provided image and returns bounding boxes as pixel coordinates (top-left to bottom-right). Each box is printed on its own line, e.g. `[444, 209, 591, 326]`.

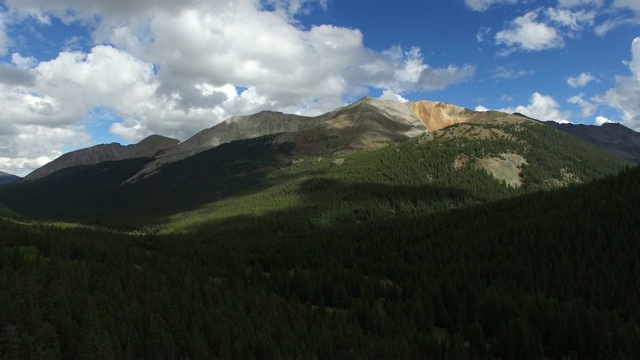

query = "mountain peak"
[137, 134, 180, 146]
[356, 96, 375, 102]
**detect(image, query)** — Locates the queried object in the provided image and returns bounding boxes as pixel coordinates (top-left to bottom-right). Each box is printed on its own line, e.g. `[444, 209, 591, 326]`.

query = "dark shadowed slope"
[1, 163, 639, 358]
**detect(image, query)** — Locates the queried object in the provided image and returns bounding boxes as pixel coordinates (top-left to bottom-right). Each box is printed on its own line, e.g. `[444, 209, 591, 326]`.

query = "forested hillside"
[0, 121, 630, 230]
[1, 164, 638, 359]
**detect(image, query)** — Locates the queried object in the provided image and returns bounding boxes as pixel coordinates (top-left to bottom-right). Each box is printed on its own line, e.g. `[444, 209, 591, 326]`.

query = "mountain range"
[0, 96, 632, 229]
[20, 96, 640, 184]
[122, 97, 490, 183]
[2, 97, 639, 359]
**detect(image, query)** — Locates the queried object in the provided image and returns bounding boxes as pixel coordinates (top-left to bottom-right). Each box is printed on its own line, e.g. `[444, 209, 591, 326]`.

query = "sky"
[0, 0, 639, 176]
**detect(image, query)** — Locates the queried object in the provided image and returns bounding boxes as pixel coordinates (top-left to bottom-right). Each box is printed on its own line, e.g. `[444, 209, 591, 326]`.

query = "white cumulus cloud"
[597, 37, 640, 130]
[379, 90, 409, 103]
[546, 8, 596, 32]
[494, 3, 634, 51]
[568, 93, 597, 117]
[595, 116, 615, 125]
[478, 92, 572, 122]
[495, 11, 564, 52]
[0, 125, 92, 176]
[567, 72, 595, 87]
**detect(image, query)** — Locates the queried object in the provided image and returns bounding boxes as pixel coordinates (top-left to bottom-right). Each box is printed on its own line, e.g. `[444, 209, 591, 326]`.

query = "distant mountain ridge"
[124, 97, 524, 182]
[21, 97, 640, 182]
[23, 134, 180, 181]
[0, 171, 21, 185]
[543, 121, 640, 163]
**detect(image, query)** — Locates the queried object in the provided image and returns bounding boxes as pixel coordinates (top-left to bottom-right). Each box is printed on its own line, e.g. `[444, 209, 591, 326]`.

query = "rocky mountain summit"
[125, 97, 516, 182]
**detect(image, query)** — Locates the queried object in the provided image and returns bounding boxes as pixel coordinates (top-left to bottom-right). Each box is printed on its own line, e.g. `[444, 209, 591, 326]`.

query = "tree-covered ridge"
[160, 120, 630, 234]
[1, 164, 639, 359]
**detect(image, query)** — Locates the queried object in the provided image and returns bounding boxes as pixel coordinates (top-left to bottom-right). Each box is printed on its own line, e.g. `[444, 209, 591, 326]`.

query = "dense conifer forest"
[1, 121, 639, 358]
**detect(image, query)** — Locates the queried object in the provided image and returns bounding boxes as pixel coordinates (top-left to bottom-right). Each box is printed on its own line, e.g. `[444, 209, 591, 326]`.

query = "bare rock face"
[320, 97, 427, 146]
[478, 153, 528, 188]
[412, 100, 482, 131]
[23, 135, 179, 181]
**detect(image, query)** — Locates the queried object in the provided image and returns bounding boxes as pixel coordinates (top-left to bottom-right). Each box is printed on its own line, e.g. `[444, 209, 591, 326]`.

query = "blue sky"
[0, 0, 639, 176]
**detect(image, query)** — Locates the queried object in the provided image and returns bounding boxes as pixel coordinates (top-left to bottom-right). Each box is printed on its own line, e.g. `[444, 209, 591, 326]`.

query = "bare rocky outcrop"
[478, 153, 528, 188]
[412, 100, 483, 131]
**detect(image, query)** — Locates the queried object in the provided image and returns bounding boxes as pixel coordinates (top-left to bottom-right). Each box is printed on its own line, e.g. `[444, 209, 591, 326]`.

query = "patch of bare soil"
[453, 155, 470, 170]
[545, 168, 582, 188]
[478, 153, 528, 188]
